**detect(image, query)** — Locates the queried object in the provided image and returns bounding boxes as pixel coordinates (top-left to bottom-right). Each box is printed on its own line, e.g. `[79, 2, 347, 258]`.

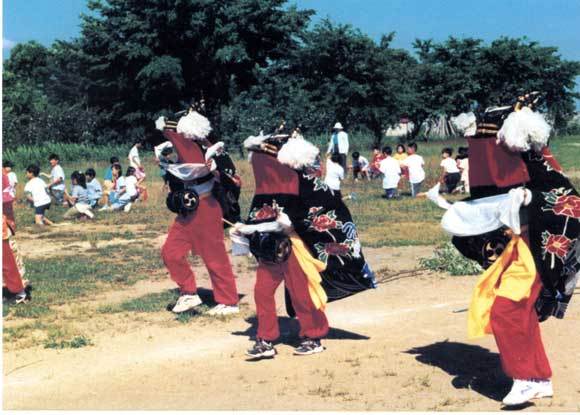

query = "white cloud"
[3, 38, 17, 50]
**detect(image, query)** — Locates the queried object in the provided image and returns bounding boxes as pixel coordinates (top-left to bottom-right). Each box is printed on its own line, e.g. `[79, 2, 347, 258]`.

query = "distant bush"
[3, 142, 129, 168]
[420, 242, 483, 276]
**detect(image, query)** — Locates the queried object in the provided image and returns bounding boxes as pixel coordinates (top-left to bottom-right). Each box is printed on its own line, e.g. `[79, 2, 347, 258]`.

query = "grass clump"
[99, 290, 178, 314]
[44, 334, 93, 349]
[419, 242, 483, 276]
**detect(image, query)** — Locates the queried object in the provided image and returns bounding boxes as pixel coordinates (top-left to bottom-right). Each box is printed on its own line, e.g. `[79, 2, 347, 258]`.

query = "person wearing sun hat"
[326, 122, 349, 171]
[435, 92, 580, 407]
[155, 106, 240, 316]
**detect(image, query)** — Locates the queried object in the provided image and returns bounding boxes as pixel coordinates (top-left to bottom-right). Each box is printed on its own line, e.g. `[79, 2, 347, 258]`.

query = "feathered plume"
[176, 111, 212, 140]
[498, 107, 551, 152]
[277, 138, 319, 169]
[155, 116, 166, 131]
[451, 112, 477, 137]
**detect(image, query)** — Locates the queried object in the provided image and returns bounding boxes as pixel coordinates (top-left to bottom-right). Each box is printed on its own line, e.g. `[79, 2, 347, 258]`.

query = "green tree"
[79, 0, 314, 141]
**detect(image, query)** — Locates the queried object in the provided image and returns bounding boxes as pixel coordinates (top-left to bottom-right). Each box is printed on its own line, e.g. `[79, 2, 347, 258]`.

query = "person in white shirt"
[400, 142, 425, 197]
[2, 160, 18, 199]
[439, 147, 461, 194]
[378, 146, 401, 199]
[43, 153, 66, 205]
[105, 166, 139, 212]
[457, 147, 470, 193]
[24, 164, 54, 226]
[326, 122, 349, 171]
[324, 154, 345, 197]
[351, 152, 370, 181]
[128, 140, 146, 182]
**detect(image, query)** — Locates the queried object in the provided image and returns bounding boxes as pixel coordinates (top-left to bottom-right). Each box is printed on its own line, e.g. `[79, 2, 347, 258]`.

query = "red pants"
[491, 275, 552, 379]
[161, 196, 238, 305]
[254, 251, 329, 341]
[3, 239, 25, 294]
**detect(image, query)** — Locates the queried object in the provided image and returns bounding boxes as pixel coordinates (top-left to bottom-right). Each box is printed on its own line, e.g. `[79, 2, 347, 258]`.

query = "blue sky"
[3, 0, 580, 60]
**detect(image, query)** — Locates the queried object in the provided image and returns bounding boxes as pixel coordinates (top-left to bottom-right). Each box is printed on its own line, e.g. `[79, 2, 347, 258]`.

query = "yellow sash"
[467, 236, 536, 339]
[289, 232, 328, 310]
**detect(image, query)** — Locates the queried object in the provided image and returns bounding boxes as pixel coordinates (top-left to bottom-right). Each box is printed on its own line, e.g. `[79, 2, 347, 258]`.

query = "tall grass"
[3, 142, 130, 169]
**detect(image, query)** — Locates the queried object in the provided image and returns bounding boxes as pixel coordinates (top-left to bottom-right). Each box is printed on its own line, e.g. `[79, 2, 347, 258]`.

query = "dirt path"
[4, 246, 580, 411]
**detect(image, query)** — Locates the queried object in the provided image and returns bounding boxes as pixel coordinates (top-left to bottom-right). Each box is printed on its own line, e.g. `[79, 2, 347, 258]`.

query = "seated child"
[101, 167, 139, 212]
[369, 146, 385, 179]
[351, 151, 370, 181]
[439, 147, 461, 194]
[24, 164, 54, 226]
[85, 168, 103, 208]
[63, 171, 94, 219]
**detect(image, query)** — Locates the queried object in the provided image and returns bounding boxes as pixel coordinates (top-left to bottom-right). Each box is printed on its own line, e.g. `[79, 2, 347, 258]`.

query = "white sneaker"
[172, 294, 203, 313]
[123, 203, 132, 212]
[98, 205, 110, 211]
[207, 304, 240, 316]
[502, 379, 553, 406]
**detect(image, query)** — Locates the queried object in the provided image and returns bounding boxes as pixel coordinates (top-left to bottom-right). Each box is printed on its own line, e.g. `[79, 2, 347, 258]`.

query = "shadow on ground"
[404, 340, 513, 403]
[232, 316, 370, 347]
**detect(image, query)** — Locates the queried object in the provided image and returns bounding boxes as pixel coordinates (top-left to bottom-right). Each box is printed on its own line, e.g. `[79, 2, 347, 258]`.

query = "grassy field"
[3, 135, 580, 349]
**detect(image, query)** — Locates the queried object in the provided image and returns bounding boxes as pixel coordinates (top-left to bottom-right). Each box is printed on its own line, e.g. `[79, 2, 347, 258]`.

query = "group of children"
[324, 142, 470, 199]
[3, 142, 148, 226]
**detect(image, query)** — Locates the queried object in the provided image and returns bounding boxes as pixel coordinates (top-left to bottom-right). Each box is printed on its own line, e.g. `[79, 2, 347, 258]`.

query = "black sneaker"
[293, 338, 324, 355]
[246, 339, 277, 359]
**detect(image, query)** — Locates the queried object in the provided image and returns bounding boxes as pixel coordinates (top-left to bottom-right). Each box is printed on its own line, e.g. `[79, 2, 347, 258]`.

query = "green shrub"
[420, 242, 483, 276]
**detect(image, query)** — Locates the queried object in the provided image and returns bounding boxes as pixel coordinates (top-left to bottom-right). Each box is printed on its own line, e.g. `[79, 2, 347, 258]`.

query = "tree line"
[3, 0, 580, 150]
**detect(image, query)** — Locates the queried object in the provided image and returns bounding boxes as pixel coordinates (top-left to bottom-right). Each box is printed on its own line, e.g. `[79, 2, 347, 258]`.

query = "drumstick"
[222, 218, 236, 227]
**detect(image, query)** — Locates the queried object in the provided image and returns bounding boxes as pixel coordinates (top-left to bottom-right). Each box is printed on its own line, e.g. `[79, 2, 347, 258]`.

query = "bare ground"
[3, 241, 580, 411]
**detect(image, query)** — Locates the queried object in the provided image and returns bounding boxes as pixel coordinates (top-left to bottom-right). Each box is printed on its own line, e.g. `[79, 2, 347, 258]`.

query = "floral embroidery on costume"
[542, 188, 580, 219]
[249, 200, 284, 221]
[542, 231, 573, 269]
[303, 167, 329, 192]
[315, 240, 355, 265]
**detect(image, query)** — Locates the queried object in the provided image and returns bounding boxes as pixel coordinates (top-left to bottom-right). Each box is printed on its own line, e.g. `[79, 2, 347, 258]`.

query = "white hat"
[333, 122, 344, 130]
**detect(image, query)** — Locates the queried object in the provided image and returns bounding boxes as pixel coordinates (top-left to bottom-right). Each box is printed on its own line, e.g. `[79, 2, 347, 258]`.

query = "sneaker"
[207, 304, 240, 316]
[246, 338, 277, 359]
[502, 379, 553, 406]
[123, 203, 132, 212]
[293, 338, 324, 355]
[13, 290, 27, 304]
[172, 294, 203, 313]
[98, 205, 110, 212]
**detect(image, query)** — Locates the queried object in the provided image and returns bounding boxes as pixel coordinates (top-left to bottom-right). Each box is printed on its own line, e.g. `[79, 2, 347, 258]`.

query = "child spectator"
[154, 141, 176, 192]
[369, 146, 385, 179]
[85, 168, 103, 208]
[103, 156, 119, 197]
[101, 166, 139, 212]
[324, 154, 345, 198]
[2, 160, 18, 199]
[393, 143, 408, 162]
[457, 147, 470, 193]
[63, 171, 94, 219]
[400, 142, 425, 197]
[128, 140, 146, 181]
[439, 147, 461, 194]
[45, 154, 66, 205]
[351, 151, 370, 181]
[379, 146, 401, 199]
[24, 164, 54, 226]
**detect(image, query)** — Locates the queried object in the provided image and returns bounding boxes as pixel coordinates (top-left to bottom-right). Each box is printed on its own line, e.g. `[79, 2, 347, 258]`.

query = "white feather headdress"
[498, 107, 551, 152]
[277, 138, 319, 169]
[451, 112, 477, 137]
[243, 133, 269, 149]
[176, 111, 212, 140]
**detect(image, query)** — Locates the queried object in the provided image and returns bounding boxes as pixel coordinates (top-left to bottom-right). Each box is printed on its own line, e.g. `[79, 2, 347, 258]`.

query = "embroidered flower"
[312, 215, 338, 232]
[324, 242, 350, 256]
[315, 240, 354, 264]
[552, 194, 580, 219]
[543, 232, 572, 260]
[250, 200, 283, 221]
